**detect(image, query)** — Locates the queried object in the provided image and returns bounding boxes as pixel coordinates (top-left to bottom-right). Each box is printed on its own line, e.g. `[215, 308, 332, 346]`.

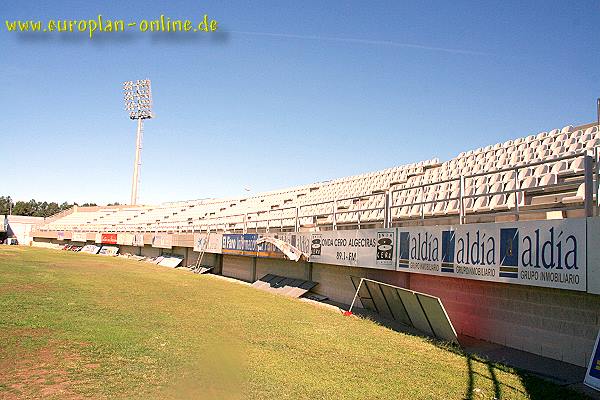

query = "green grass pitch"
[0, 246, 589, 399]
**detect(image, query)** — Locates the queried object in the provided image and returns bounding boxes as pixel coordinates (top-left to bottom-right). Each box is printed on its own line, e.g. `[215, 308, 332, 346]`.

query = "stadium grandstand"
[30, 120, 600, 372]
[36, 122, 598, 234]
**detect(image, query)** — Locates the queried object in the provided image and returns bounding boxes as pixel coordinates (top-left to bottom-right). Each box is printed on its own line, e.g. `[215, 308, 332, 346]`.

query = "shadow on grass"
[463, 353, 524, 399]
[351, 308, 590, 400]
[462, 351, 588, 400]
[447, 341, 589, 400]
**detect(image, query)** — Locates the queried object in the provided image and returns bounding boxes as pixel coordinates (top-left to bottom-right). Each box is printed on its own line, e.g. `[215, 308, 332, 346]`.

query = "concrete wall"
[32, 237, 60, 245]
[222, 255, 254, 282]
[311, 259, 598, 368]
[187, 251, 219, 269]
[311, 262, 368, 305]
[119, 245, 141, 255]
[255, 258, 309, 281]
[140, 245, 161, 258]
[407, 274, 598, 367]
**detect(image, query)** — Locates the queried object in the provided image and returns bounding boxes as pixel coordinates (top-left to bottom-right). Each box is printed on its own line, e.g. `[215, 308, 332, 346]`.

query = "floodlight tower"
[123, 79, 153, 206]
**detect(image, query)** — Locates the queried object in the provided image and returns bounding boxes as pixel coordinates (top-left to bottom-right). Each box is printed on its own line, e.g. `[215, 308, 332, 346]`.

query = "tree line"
[0, 196, 121, 218]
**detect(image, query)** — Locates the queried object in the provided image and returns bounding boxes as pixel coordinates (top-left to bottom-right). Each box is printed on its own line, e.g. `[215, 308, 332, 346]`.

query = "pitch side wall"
[32, 217, 600, 368]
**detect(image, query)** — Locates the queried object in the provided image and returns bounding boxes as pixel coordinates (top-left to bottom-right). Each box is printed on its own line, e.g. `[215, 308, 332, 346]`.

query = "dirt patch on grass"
[3, 327, 53, 338]
[0, 283, 49, 294]
[0, 340, 91, 400]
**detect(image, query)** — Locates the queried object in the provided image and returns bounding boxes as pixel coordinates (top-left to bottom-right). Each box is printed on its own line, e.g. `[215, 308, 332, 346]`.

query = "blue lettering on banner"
[222, 233, 282, 256]
[392, 221, 583, 290]
[397, 231, 410, 268]
[409, 232, 438, 262]
[500, 228, 519, 278]
[222, 234, 258, 252]
[441, 230, 455, 273]
[520, 227, 578, 270]
[455, 230, 496, 267]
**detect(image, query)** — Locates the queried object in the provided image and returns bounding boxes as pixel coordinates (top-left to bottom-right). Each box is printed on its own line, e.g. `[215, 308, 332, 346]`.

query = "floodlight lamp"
[123, 78, 153, 120]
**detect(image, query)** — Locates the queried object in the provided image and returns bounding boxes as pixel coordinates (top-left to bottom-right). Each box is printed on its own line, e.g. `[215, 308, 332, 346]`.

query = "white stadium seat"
[37, 123, 600, 232]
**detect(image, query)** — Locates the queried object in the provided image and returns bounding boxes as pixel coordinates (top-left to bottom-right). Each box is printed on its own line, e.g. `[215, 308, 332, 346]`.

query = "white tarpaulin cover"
[256, 236, 307, 262]
[80, 244, 101, 254]
[158, 257, 183, 268]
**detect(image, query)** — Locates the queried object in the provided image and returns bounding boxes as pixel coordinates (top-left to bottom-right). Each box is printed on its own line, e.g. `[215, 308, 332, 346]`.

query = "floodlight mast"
[123, 79, 153, 206]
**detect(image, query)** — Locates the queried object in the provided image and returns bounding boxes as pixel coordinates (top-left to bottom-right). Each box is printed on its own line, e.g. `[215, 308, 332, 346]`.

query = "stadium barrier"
[31, 218, 594, 292]
[30, 216, 600, 368]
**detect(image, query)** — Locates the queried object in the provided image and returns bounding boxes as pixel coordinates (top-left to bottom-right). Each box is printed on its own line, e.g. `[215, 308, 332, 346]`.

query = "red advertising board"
[101, 233, 118, 245]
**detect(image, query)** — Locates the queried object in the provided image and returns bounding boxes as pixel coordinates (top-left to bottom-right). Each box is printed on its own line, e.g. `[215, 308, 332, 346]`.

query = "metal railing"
[388, 151, 595, 226]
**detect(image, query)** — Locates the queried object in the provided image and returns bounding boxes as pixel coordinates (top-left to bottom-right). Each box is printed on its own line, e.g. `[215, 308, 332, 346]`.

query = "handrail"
[388, 152, 591, 223]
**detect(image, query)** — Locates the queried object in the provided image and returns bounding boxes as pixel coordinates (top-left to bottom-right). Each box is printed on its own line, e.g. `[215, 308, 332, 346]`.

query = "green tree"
[46, 202, 60, 217]
[12, 200, 36, 216]
[33, 201, 48, 217]
[0, 196, 13, 215]
[0, 197, 99, 216]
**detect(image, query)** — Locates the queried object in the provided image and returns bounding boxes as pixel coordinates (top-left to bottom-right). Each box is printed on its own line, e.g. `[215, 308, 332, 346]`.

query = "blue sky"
[2, 1, 600, 205]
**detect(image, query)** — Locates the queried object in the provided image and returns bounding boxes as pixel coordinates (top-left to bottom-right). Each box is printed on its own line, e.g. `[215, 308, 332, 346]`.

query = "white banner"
[193, 233, 223, 253]
[308, 229, 396, 270]
[396, 225, 448, 275]
[95, 232, 102, 244]
[152, 234, 173, 249]
[71, 232, 87, 243]
[117, 233, 129, 245]
[396, 219, 586, 292]
[57, 231, 65, 241]
[132, 233, 144, 247]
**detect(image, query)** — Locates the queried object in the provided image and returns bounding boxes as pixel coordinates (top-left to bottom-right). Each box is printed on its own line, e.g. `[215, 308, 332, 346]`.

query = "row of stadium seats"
[39, 123, 599, 233]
